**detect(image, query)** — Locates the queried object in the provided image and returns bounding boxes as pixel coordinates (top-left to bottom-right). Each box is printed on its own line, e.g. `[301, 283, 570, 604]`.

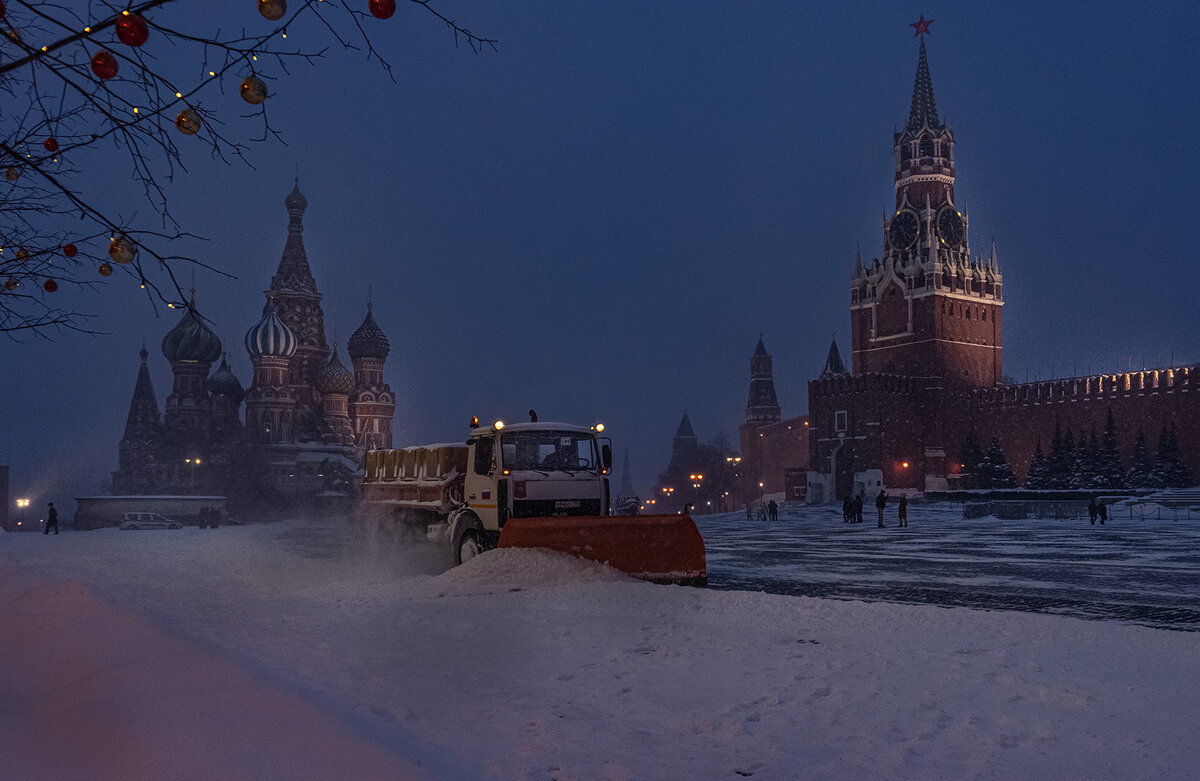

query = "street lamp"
[185, 457, 201, 494]
[16, 497, 29, 529]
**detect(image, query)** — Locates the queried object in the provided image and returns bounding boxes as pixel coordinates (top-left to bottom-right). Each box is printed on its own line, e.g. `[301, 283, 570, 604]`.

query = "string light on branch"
[43, 137, 59, 152]
[239, 75, 268, 105]
[43, 278, 58, 293]
[91, 50, 119, 80]
[175, 108, 202, 135]
[258, 0, 287, 22]
[98, 262, 114, 277]
[62, 243, 78, 257]
[115, 13, 149, 47]
[108, 235, 137, 263]
[369, 0, 396, 20]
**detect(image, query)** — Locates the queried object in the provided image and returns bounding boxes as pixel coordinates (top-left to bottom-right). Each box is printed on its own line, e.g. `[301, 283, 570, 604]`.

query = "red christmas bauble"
[116, 13, 149, 47]
[369, 0, 396, 20]
[62, 243, 78, 257]
[91, 51, 119, 80]
[0, 2, 6, 19]
[43, 279, 58, 293]
[44, 137, 59, 152]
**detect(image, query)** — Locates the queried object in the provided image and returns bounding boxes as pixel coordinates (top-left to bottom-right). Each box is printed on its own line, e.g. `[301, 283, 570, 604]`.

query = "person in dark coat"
[875, 490, 887, 528]
[1088, 499, 1098, 525]
[1097, 500, 1107, 525]
[767, 499, 778, 522]
[854, 494, 864, 524]
[897, 495, 908, 527]
[842, 496, 851, 523]
[43, 502, 58, 535]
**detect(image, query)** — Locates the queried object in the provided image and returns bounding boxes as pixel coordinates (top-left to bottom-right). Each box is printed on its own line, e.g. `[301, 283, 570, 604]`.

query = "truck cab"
[458, 421, 612, 554]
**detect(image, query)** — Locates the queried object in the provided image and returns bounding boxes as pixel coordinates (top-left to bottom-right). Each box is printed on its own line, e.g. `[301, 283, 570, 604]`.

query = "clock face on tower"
[937, 207, 964, 247]
[888, 210, 920, 251]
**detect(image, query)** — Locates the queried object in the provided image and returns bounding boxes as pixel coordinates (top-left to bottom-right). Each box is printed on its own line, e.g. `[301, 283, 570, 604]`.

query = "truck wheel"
[457, 529, 482, 565]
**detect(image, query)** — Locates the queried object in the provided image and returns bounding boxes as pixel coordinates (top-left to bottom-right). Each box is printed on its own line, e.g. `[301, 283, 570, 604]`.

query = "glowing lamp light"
[595, 423, 604, 432]
[494, 420, 504, 430]
[901, 462, 910, 469]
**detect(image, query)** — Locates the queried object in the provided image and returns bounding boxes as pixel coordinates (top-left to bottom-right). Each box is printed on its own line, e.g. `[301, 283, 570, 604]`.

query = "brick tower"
[850, 37, 1003, 387]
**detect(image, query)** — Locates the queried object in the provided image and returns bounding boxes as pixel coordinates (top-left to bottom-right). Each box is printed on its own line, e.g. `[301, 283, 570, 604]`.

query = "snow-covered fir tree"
[1024, 440, 1052, 489]
[978, 437, 1016, 489]
[1095, 409, 1125, 489]
[1125, 429, 1154, 489]
[1152, 426, 1193, 489]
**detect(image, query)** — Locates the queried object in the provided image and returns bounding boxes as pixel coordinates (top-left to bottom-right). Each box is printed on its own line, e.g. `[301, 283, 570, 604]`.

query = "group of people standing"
[746, 500, 779, 522]
[843, 491, 907, 528]
[1088, 499, 1108, 525]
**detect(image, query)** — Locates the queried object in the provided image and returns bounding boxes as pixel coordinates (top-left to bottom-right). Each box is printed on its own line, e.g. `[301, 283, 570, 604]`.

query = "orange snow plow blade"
[498, 514, 707, 587]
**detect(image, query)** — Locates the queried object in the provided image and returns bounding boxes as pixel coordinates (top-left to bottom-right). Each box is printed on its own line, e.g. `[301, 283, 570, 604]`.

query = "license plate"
[554, 500, 581, 509]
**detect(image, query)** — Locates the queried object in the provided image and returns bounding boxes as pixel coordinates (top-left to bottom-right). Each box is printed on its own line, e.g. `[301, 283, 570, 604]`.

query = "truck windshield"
[501, 431, 599, 472]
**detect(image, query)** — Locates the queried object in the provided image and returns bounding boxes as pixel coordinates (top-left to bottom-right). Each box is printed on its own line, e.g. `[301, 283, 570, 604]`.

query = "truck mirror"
[602, 443, 612, 470]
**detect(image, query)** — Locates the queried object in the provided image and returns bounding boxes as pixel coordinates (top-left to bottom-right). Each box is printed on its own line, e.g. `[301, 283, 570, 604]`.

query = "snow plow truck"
[360, 415, 707, 586]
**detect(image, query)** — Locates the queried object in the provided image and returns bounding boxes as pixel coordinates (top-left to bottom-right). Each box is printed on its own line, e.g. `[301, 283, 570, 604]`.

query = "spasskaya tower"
[849, 31, 1002, 387]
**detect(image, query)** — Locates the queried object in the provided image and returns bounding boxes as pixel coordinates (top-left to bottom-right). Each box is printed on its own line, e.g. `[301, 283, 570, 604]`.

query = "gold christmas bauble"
[239, 75, 268, 105]
[258, 0, 287, 21]
[108, 235, 137, 263]
[3, 278, 17, 291]
[175, 108, 202, 135]
[99, 262, 114, 277]
[15, 247, 27, 259]
[4, 167, 18, 181]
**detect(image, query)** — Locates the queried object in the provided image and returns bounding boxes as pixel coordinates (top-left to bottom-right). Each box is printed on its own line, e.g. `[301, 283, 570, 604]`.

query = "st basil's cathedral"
[110, 182, 395, 505]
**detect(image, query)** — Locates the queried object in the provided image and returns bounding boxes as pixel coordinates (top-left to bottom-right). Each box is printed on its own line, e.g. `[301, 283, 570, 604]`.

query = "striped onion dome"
[347, 303, 389, 361]
[206, 354, 245, 401]
[315, 346, 355, 395]
[162, 300, 222, 364]
[245, 303, 297, 359]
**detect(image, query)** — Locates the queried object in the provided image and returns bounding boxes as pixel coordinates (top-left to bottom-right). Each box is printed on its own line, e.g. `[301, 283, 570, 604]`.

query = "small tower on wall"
[314, 346, 357, 447]
[850, 35, 1002, 387]
[672, 412, 698, 464]
[161, 294, 222, 434]
[347, 304, 395, 450]
[244, 302, 299, 443]
[745, 337, 782, 426]
[113, 347, 163, 494]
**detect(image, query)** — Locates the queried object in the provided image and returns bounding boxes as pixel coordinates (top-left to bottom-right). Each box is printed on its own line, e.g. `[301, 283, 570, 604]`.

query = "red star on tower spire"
[911, 14, 933, 37]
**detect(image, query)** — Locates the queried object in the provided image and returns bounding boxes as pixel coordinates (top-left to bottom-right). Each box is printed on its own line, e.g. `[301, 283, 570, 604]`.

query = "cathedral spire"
[123, 346, 162, 438]
[907, 37, 942, 133]
[271, 181, 318, 295]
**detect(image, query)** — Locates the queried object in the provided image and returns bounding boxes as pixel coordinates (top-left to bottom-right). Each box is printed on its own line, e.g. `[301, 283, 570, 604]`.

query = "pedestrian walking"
[898, 495, 908, 527]
[842, 495, 851, 523]
[875, 490, 887, 527]
[854, 494, 864, 524]
[43, 502, 58, 535]
[1097, 500, 1107, 525]
[768, 499, 778, 522]
[1088, 499, 1097, 525]
[746, 503, 753, 521]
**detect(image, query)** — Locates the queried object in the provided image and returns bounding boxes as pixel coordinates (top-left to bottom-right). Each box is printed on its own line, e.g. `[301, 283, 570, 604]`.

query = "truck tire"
[457, 529, 482, 565]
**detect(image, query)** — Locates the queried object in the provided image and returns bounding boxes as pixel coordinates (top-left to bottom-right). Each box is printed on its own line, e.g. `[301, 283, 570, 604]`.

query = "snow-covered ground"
[3, 507, 1199, 780]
